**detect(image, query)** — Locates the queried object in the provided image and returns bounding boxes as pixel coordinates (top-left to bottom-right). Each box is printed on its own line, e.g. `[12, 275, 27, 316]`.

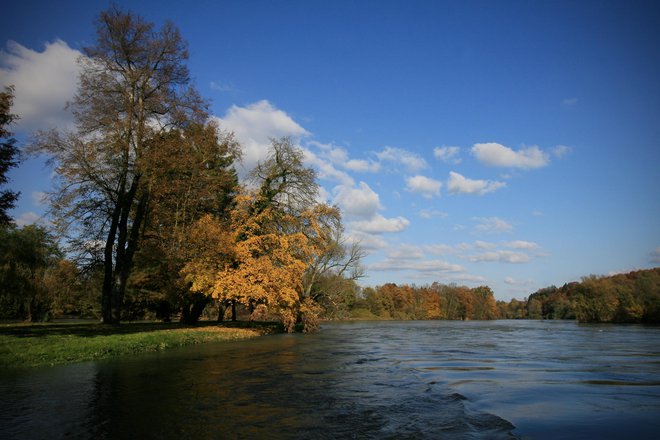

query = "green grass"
[0, 321, 282, 369]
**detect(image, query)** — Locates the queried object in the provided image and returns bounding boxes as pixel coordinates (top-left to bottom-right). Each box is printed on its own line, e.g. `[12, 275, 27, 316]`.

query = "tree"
[470, 286, 498, 320]
[130, 121, 240, 323]
[182, 138, 364, 331]
[31, 8, 206, 323]
[183, 204, 309, 332]
[0, 225, 62, 321]
[296, 204, 365, 329]
[249, 137, 318, 218]
[0, 86, 20, 225]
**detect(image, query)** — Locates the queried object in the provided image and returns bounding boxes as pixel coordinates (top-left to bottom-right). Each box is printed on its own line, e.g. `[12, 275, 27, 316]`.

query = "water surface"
[1, 320, 659, 439]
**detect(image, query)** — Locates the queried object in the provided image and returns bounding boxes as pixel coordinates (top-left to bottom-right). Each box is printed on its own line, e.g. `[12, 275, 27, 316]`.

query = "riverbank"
[0, 321, 282, 368]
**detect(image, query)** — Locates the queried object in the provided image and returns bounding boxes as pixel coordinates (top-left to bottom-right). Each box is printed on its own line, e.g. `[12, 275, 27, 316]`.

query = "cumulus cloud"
[209, 80, 236, 92]
[213, 100, 309, 177]
[347, 231, 388, 251]
[14, 211, 47, 227]
[0, 39, 82, 131]
[406, 175, 442, 198]
[475, 240, 496, 249]
[418, 209, 448, 219]
[471, 142, 550, 169]
[387, 244, 424, 260]
[651, 247, 660, 264]
[506, 240, 538, 250]
[473, 217, 514, 234]
[469, 250, 530, 264]
[345, 158, 380, 172]
[303, 149, 354, 186]
[504, 277, 535, 286]
[31, 191, 48, 206]
[424, 244, 454, 256]
[349, 214, 409, 234]
[376, 146, 427, 172]
[307, 141, 380, 174]
[552, 145, 571, 158]
[433, 146, 461, 164]
[447, 171, 505, 195]
[333, 182, 381, 218]
[370, 258, 464, 273]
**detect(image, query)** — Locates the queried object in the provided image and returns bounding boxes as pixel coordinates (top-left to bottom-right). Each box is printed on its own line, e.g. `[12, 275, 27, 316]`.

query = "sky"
[1, 0, 659, 300]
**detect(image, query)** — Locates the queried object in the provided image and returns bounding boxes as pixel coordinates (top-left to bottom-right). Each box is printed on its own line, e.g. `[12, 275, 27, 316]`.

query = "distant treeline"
[497, 268, 660, 323]
[347, 283, 499, 321]
[342, 268, 660, 324]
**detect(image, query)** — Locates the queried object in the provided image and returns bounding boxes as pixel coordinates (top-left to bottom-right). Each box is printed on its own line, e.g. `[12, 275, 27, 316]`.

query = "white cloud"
[387, 244, 424, 260]
[333, 182, 381, 218]
[418, 209, 448, 219]
[562, 97, 578, 106]
[315, 186, 332, 204]
[31, 191, 48, 206]
[303, 149, 354, 186]
[471, 142, 550, 169]
[473, 217, 514, 234]
[469, 250, 530, 264]
[347, 231, 388, 251]
[504, 277, 535, 286]
[506, 240, 538, 250]
[14, 211, 47, 227]
[376, 146, 427, 172]
[475, 240, 496, 249]
[307, 141, 379, 174]
[446, 273, 488, 284]
[447, 171, 506, 195]
[552, 145, 571, 158]
[213, 100, 309, 177]
[370, 258, 464, 273]
[0, 39, 82, 131]
[651, 247, 660, 264]
[424, 244, 454, 256]
[406, 175, 442, 198]
[209, 80, 236, 92]
[345, 158, 380, 172]
[433, 146, 461, 164]
[349, 214, 409, 234]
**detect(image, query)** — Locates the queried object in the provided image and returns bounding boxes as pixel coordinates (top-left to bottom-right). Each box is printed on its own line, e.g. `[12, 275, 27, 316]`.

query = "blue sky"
[2, 0, 659, 300]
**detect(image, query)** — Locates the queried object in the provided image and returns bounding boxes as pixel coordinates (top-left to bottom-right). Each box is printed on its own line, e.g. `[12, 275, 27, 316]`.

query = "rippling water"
[1, 320, 660, 439]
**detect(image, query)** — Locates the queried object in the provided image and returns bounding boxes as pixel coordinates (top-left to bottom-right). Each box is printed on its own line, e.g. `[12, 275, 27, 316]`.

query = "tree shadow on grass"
[0, 320, 282, 338]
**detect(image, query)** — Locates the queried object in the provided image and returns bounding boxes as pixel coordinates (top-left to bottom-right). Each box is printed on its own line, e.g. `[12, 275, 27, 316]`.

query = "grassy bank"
[0, 321, 282, 369]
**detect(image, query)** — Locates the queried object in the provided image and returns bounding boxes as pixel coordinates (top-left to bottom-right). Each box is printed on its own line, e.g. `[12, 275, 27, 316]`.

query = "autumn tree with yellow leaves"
[183, 138, 363, 332]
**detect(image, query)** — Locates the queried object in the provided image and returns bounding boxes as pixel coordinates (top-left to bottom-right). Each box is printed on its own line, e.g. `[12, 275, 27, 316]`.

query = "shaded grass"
[0, 321, 283, 369]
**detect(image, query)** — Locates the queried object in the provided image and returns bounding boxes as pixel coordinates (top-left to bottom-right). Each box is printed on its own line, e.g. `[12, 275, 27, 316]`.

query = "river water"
[1, 320, 660, 439]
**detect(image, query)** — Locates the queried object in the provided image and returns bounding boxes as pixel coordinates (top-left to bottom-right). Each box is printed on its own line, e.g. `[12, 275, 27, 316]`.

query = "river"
[1, 320, 659, 439]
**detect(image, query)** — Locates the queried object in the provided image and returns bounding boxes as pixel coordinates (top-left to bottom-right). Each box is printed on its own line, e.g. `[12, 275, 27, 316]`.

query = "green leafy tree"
[0, 225, 62, 321]
[0, 86, 20, 225]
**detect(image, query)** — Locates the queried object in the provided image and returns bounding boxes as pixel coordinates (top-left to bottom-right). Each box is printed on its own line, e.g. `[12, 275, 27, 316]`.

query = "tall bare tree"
[32, 8, 206, 323]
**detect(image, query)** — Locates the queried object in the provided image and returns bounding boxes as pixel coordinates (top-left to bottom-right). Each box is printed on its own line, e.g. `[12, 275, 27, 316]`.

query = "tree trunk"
[217, 302, 225, 322]
[102, 180, 148, 325]
[180, 292, 211, 324]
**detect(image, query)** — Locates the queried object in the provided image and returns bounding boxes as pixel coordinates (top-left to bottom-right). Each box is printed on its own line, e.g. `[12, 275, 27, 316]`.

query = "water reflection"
[2, 320, 660, 439]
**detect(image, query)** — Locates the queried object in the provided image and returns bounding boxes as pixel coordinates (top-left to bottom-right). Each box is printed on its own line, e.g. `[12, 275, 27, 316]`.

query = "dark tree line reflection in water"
[2, 320, 660, 439]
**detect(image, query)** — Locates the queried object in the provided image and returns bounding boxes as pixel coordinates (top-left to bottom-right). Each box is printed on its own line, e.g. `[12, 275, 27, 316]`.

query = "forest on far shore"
[348, 267, 660, 324]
